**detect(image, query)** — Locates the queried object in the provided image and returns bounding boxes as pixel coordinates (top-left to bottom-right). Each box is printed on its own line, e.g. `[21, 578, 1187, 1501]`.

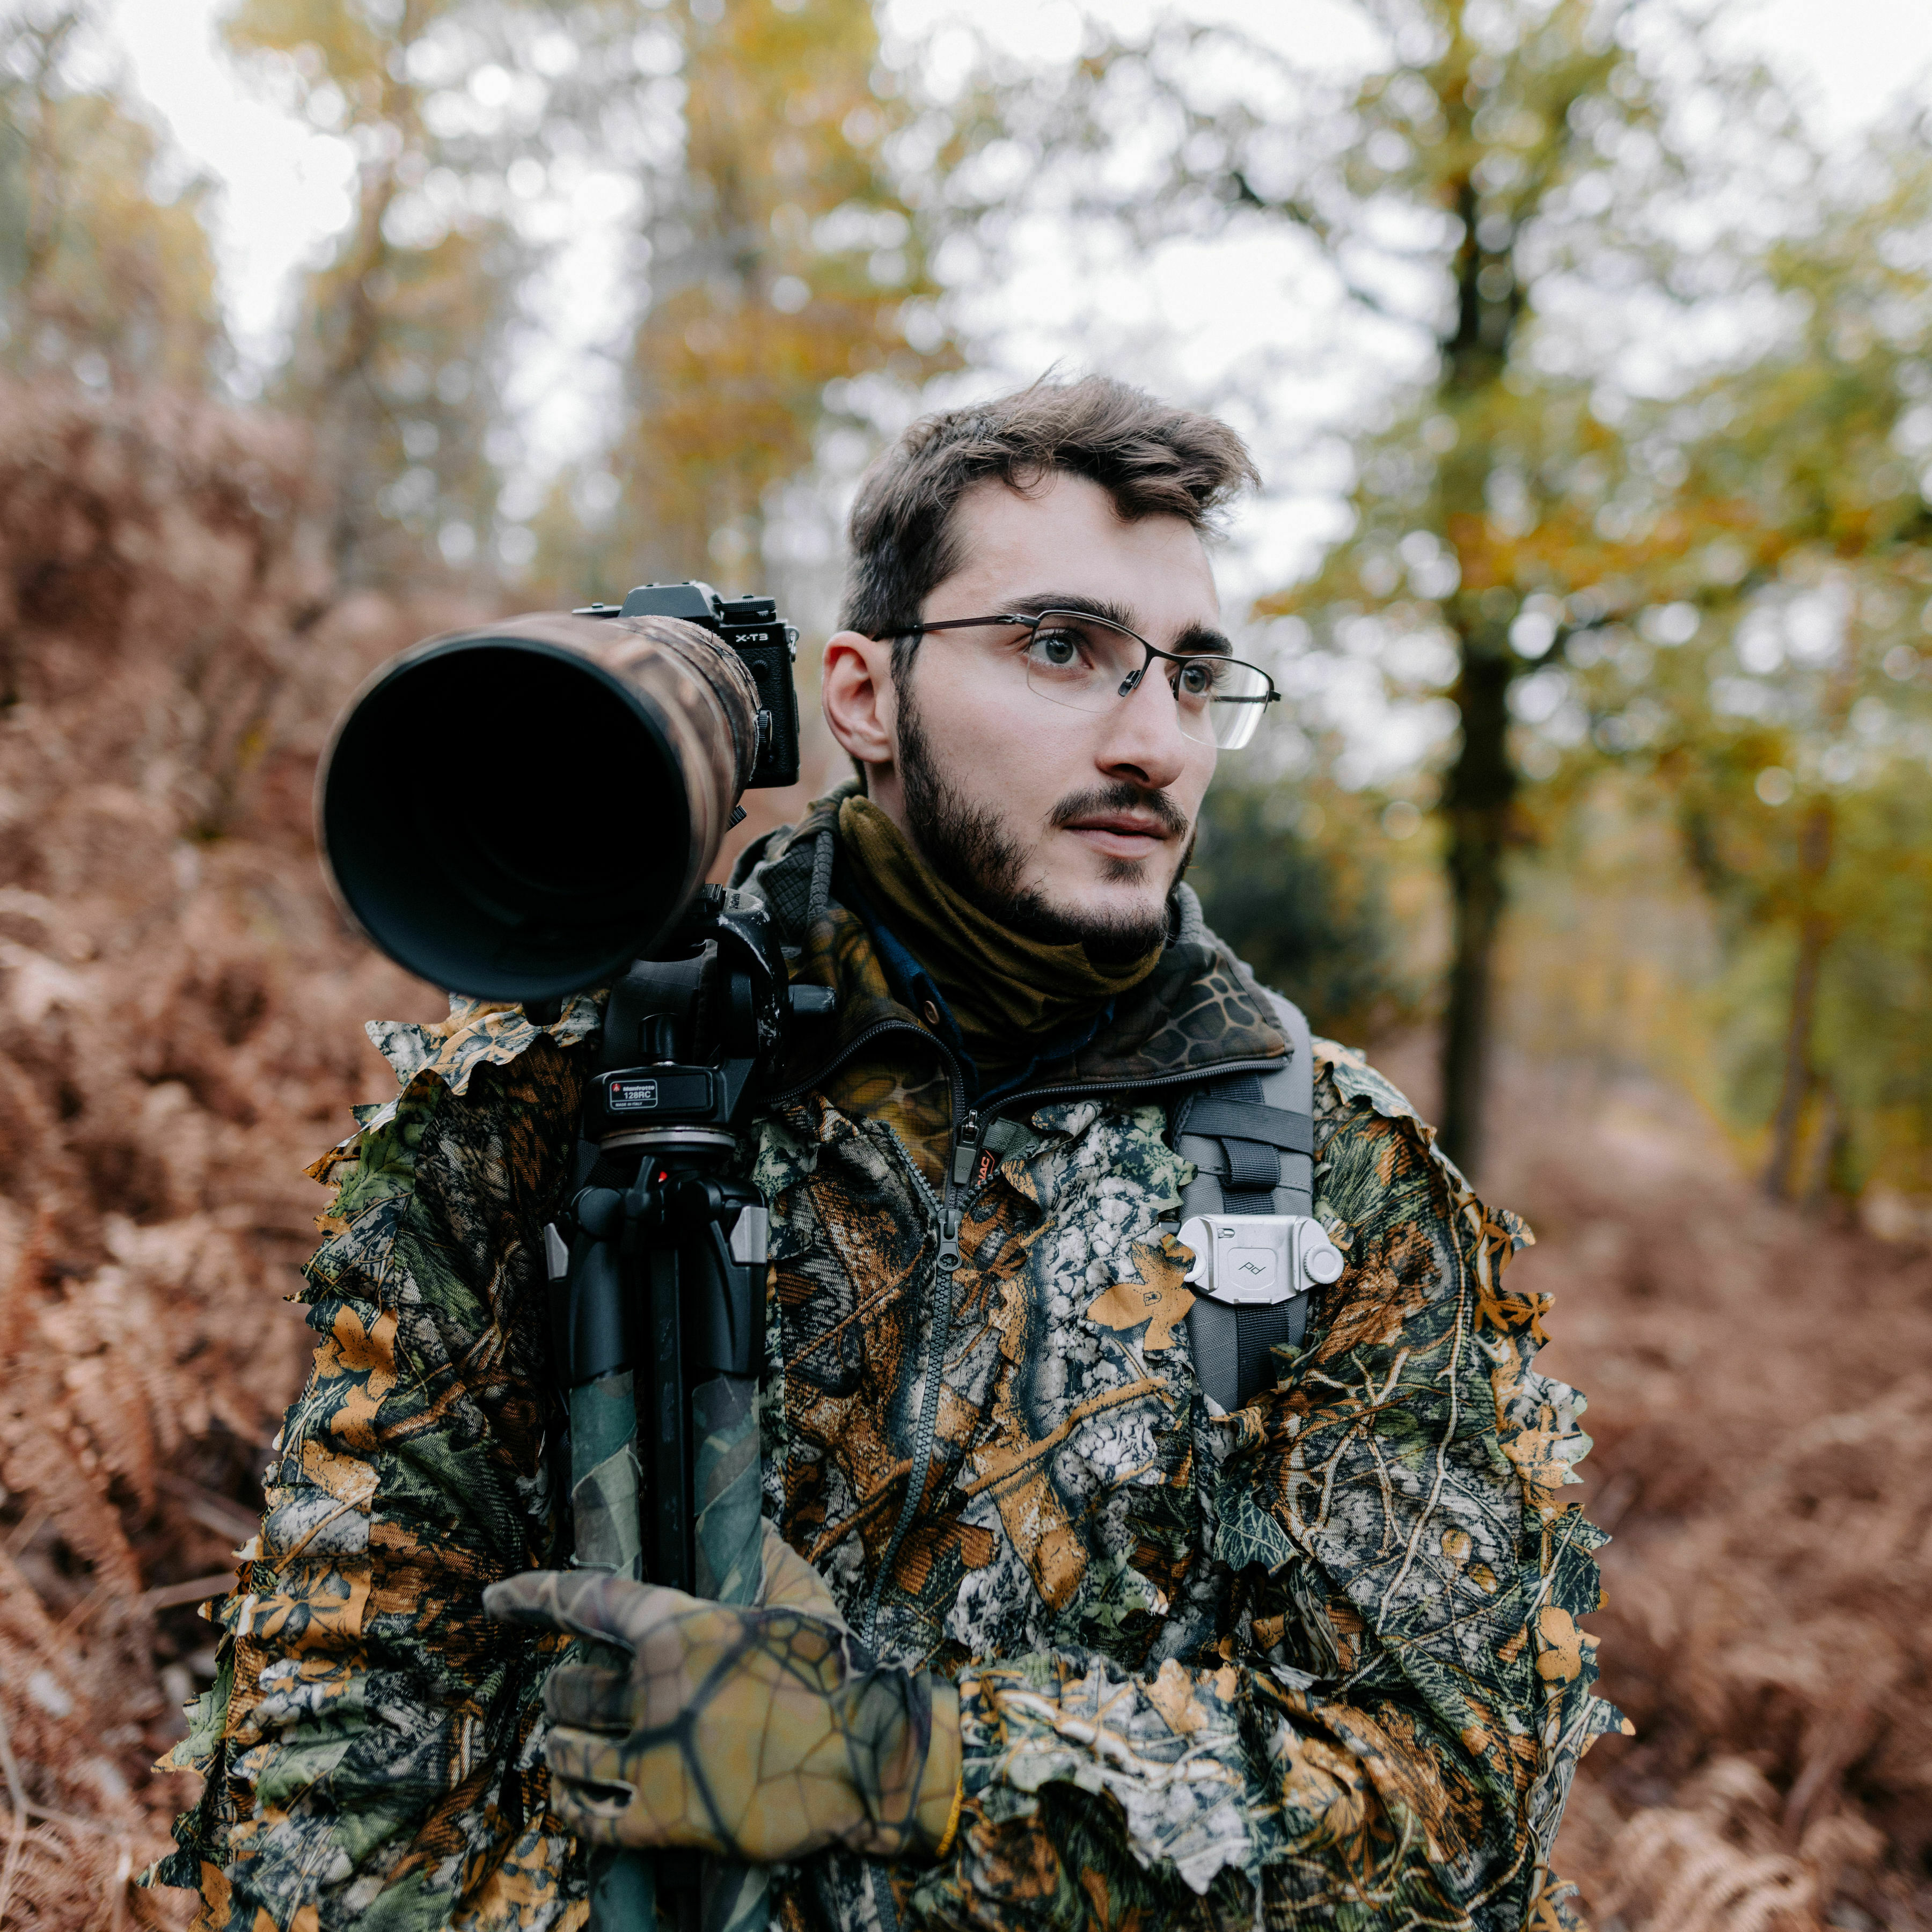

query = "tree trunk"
[1764, 799, 1834, 1200]
[1433, 159, 1521, 1179]
[1438, 633, 1516, 1176]
[1763, 918, 1826, 1200]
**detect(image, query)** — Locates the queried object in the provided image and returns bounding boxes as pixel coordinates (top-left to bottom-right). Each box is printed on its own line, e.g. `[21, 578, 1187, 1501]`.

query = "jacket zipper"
[861, 1099, 975, 1635]
[872, 1044, 968, 1644]
[765, 1016, 922, 1108]
[769, 1021, 1285, 1647]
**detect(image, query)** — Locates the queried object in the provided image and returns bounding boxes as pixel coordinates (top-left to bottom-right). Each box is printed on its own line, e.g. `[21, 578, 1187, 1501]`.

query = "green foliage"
[1189, 780, 1416, 1042]
[220, 0, 536, 588]
[1515, 128, 1932, 1198]
[530, 0, 956, 599]
[980, 1, 1932, 1203]
[0, 5, 225, 387]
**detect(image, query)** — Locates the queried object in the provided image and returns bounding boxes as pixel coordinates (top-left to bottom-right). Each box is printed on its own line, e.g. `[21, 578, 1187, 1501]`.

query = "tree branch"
[1227, 170, 1400, 320]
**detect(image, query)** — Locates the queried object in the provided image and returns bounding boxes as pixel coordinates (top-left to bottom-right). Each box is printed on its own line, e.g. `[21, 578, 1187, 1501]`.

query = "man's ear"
[821, 630, 898, 773]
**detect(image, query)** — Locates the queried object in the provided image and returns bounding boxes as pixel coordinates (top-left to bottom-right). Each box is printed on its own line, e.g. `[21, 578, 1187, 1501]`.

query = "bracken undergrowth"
[0, 379, 451, 1927]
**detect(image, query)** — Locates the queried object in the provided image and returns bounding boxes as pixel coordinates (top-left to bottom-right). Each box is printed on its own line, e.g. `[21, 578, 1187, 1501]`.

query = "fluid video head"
[316, 581, 800, 1004]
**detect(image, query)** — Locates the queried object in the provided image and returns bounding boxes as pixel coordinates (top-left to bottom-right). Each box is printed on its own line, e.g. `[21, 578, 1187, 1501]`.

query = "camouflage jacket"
[159, 795, 1622, 1932]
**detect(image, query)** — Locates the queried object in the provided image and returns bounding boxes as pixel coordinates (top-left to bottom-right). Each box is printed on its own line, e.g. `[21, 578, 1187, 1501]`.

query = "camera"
[577, 581, 800, 790]
[317, 581, 802, 1003]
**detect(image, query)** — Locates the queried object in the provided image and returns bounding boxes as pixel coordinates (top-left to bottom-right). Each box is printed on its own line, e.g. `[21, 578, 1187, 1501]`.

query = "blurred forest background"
[2, 0, 1930, 1926]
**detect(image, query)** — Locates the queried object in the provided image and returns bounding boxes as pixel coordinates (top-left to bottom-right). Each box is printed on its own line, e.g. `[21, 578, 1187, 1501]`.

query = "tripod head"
[586, 888, 811, 1147]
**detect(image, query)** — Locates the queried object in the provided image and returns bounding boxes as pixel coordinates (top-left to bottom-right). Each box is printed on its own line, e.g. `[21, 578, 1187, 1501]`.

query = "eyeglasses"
[875, 608, 1279, 750]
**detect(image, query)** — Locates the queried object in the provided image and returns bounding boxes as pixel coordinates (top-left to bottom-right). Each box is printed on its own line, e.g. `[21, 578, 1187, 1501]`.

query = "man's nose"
[1092, 665, 1198, 792]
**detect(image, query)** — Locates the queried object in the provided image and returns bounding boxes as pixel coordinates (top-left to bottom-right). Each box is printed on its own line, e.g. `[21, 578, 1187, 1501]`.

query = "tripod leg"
[647, 1248, 693, 1595]
[692, 1373, 763, 1603]
[568, 1136, 772, 1929]
[568, 1373, 665, 1932]
[692, 1371, 770, 1932]
[642, 1249, 705, 1932]
[570, 1371, 644, 1578]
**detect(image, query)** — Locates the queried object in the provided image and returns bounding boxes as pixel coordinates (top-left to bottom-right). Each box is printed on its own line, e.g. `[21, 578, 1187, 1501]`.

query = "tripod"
[544, 892, 828, 1932]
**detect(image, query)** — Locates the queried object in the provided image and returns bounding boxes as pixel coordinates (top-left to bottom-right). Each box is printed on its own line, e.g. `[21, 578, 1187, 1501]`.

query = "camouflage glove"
[484, 1525, 962, 1864]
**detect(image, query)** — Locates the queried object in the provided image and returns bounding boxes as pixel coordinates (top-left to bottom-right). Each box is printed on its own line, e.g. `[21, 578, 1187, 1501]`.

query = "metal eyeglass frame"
[872, 608, 1281, 744]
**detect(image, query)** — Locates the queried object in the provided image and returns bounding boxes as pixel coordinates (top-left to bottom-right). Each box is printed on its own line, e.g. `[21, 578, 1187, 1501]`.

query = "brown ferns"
[0, 379, 474, 1931]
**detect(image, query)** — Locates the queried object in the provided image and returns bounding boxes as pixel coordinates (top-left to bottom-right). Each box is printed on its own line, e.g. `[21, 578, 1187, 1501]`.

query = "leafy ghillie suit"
[158, 794, 1623, 1930]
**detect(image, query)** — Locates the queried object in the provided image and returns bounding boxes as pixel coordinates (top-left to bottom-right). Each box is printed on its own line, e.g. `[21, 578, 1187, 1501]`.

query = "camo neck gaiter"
[836, 793, 1165, 1073]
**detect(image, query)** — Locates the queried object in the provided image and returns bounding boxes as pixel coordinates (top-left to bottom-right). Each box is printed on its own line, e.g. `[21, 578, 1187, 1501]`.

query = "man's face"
[828, 473, 1223, 956]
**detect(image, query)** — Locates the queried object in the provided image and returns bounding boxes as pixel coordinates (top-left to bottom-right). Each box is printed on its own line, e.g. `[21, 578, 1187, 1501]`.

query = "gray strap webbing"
[1179, 1098, 1314, 1153]
[1175, 990, 1315, 1411]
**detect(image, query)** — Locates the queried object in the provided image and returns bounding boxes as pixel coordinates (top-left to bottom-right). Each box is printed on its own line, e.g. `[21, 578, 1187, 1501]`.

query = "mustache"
[1048, 781, 1192, 840]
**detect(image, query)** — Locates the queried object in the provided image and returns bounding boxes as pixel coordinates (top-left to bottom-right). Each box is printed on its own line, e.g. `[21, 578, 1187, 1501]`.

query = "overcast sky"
[101, 0, 1932, 355]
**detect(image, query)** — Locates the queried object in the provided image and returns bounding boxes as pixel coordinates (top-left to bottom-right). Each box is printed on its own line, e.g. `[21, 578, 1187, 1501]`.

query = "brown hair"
[838, 374, 1260, 661]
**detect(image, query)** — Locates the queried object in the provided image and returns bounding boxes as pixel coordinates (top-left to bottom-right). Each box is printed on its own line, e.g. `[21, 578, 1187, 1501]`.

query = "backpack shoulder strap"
[1174, 989, 1313, 1217]
[1172, 988, 1323, 1411]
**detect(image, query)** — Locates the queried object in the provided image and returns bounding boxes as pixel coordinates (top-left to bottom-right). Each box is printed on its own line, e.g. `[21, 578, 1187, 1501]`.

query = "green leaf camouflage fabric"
[154, 994, 604, 1932]
[157, 798, 1623, 1932]
[900, 1043, 1626, 1932]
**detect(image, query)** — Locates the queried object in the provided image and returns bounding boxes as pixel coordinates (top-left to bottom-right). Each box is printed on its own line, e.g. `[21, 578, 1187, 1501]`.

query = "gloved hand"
[484, 1525, 962, 1865]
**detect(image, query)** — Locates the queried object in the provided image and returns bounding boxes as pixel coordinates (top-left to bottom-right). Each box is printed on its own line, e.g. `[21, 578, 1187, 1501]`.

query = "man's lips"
[1063, 814, 1173, 859]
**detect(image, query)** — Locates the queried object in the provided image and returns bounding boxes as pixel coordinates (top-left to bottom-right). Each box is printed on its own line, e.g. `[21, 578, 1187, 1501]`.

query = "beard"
[896, 687, 1194, 964]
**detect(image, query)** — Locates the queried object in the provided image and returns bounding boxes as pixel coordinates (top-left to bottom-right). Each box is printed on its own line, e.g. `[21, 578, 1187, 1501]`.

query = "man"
[160, 376, 1621, 1931]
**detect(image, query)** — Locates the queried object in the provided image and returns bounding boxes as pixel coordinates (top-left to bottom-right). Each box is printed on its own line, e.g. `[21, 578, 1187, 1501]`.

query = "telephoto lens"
[317, 610, 761, 1002]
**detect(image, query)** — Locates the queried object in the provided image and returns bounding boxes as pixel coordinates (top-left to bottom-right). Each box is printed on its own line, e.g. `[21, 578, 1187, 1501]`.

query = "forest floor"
[1427, 1043, 1932, 1932]
[1, 382, 1928, 1931]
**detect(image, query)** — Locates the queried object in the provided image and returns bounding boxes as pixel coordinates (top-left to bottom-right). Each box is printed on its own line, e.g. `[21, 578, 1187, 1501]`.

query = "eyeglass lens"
[1020, 612, 1271, 750]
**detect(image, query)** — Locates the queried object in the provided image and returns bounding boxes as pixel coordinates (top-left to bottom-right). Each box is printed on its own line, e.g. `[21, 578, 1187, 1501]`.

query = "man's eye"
[1175, 658, 1225, 698]
[1029, 628, 1084, 668]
